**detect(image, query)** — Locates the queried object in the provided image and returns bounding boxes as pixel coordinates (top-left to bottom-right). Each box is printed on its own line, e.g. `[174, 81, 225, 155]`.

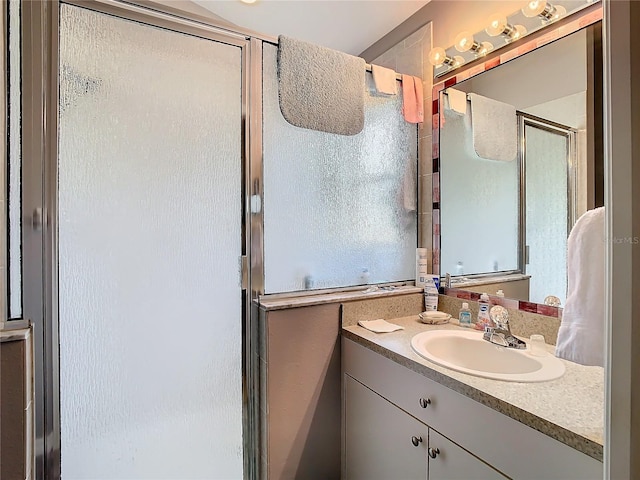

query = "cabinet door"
[428, 430, 507, 480]
[344, 375, 428, 480]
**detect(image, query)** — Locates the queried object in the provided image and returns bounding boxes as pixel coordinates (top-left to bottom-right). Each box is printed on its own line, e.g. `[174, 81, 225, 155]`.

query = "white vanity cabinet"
[344, 375, 428, 479]
[427, 430, 506, 480]
[342, 338, 603, 480]
[344, 374, 506, 480]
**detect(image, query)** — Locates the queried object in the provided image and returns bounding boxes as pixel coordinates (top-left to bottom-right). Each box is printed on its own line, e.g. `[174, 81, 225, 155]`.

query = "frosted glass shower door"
[58, 5, 243, 479]
[524, 121, 572, 305]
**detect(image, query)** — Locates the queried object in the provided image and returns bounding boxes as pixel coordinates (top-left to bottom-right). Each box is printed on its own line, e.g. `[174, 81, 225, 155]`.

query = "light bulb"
[486, 15, 508, 37]
[428, 47, 447, 67]
[549, 5, 567, 20]
[486, 15, 528, 42]
[522, 0, 547, 18]
[454, 31, 475, 52]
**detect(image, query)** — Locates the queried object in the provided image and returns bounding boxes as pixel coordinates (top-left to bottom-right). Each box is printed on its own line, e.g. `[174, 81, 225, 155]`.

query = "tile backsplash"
[438, 294, 562, 346]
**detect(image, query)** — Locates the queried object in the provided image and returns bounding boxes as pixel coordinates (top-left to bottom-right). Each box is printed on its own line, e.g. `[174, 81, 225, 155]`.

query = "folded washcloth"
[447, 88, 467, 115]
[371, 64, 398, 95]
[358, 319, 404, 333]
[401, 75, 424, 124]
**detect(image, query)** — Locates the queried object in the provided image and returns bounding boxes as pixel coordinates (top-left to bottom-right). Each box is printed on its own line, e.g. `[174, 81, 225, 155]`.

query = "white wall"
[462, 29, 587, 112]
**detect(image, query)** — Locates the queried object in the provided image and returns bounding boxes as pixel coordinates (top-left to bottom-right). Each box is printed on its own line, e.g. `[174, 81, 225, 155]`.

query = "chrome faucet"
[483, 305, 527, 349]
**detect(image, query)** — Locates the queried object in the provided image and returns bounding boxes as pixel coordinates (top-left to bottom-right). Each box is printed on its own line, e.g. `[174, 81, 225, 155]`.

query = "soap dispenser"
[475, 293, 492, 330]
[459, 302, 472, 327]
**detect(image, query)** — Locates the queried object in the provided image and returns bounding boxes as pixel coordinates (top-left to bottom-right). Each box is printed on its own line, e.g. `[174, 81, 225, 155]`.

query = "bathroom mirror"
[434, 10, 603, 307]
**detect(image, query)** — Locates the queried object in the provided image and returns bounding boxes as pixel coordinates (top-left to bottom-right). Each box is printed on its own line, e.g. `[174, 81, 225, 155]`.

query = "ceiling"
[192, 0, 430, 55]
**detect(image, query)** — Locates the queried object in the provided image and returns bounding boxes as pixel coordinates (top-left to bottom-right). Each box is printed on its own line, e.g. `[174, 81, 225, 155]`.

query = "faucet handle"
[489, 305, 509, 330]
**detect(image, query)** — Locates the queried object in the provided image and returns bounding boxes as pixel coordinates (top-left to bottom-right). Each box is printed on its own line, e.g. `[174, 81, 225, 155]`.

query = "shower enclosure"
[21, 1, 258, 478]
[519, 114, 577, 305]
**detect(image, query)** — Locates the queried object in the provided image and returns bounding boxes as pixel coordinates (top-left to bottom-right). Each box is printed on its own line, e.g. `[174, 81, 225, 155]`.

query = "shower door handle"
[31, 207, 44, 231]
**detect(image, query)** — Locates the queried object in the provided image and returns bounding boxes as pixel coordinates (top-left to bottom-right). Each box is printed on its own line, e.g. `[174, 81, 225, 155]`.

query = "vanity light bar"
[428, 0, 597, 74]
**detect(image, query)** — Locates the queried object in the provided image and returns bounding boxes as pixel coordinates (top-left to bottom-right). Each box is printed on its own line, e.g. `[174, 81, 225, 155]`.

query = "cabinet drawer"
[343, 338, 602, 480]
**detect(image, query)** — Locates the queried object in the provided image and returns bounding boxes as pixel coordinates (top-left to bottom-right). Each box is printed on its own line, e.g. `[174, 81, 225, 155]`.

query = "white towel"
[371, 64, 398, 95]
[468, 93, 517, 162]
[358, 319, 404, 333]
[447, 88, 467, 115]
[555, 207, 605, 366]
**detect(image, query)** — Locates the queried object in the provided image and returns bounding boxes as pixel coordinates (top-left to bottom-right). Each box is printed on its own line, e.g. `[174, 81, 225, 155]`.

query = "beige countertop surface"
[342, 315, 604, 462]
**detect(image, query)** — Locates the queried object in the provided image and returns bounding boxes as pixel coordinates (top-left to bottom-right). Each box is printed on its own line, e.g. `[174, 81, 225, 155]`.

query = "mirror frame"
[430, 3, 603, 318]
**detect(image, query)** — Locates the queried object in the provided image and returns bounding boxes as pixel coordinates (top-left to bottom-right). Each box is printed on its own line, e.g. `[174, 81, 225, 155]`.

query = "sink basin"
[411, 330, 565, 383]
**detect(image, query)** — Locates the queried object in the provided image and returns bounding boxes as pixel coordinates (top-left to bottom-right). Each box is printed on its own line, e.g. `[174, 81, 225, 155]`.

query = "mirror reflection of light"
[523, 0, 547, 18]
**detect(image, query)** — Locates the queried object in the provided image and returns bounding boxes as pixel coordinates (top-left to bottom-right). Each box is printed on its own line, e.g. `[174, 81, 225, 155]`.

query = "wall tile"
[403, 27, 426, 48]
[420, 174, 433, 213]
[419, 213, 432, 250]
[419, 136, 432, 176]
[423, 94, 432, 120]
[396, 41, 423, 77]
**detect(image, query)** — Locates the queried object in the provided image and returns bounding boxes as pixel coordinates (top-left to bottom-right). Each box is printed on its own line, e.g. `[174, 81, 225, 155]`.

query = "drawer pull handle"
[419, 397, 431, 408]
[428, 447, 440, 459]
[411, 436, 423, 447]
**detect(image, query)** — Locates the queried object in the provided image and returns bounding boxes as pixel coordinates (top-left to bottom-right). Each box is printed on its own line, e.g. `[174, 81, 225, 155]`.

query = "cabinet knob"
[411, 436, 423, 447]
[428, 447, 440, 459]
[419, 397, 431, 408]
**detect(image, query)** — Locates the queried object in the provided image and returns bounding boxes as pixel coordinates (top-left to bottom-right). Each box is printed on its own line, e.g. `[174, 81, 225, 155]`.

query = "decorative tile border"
[444, 287, 562, 318]
[432, 5, 602, 314]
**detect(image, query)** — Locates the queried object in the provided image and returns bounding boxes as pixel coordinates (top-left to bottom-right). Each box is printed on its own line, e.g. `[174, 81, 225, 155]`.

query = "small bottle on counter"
[496, 289, 505, 297]
[475, 293, 492, 330]
[458, 302, 472, 327]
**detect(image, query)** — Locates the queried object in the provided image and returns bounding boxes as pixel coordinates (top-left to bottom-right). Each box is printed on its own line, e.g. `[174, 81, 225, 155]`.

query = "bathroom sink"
[411, 330, 565, 383]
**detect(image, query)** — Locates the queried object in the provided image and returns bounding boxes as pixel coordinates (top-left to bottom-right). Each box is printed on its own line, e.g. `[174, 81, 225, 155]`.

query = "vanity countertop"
[342, 315, 604, 461]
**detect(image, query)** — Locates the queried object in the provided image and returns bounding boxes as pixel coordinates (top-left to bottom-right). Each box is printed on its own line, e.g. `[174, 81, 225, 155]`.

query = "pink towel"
[401, 75, 424, 124]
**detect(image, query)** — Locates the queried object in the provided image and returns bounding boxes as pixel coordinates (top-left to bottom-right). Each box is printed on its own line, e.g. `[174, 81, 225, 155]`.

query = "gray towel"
[468, 93, 517, 162]
[277, 35, 365, 136]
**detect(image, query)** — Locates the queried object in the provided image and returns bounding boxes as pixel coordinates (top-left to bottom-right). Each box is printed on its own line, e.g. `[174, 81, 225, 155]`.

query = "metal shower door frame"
[517, 112, 578, 275]
[20, 1, 264, 478]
